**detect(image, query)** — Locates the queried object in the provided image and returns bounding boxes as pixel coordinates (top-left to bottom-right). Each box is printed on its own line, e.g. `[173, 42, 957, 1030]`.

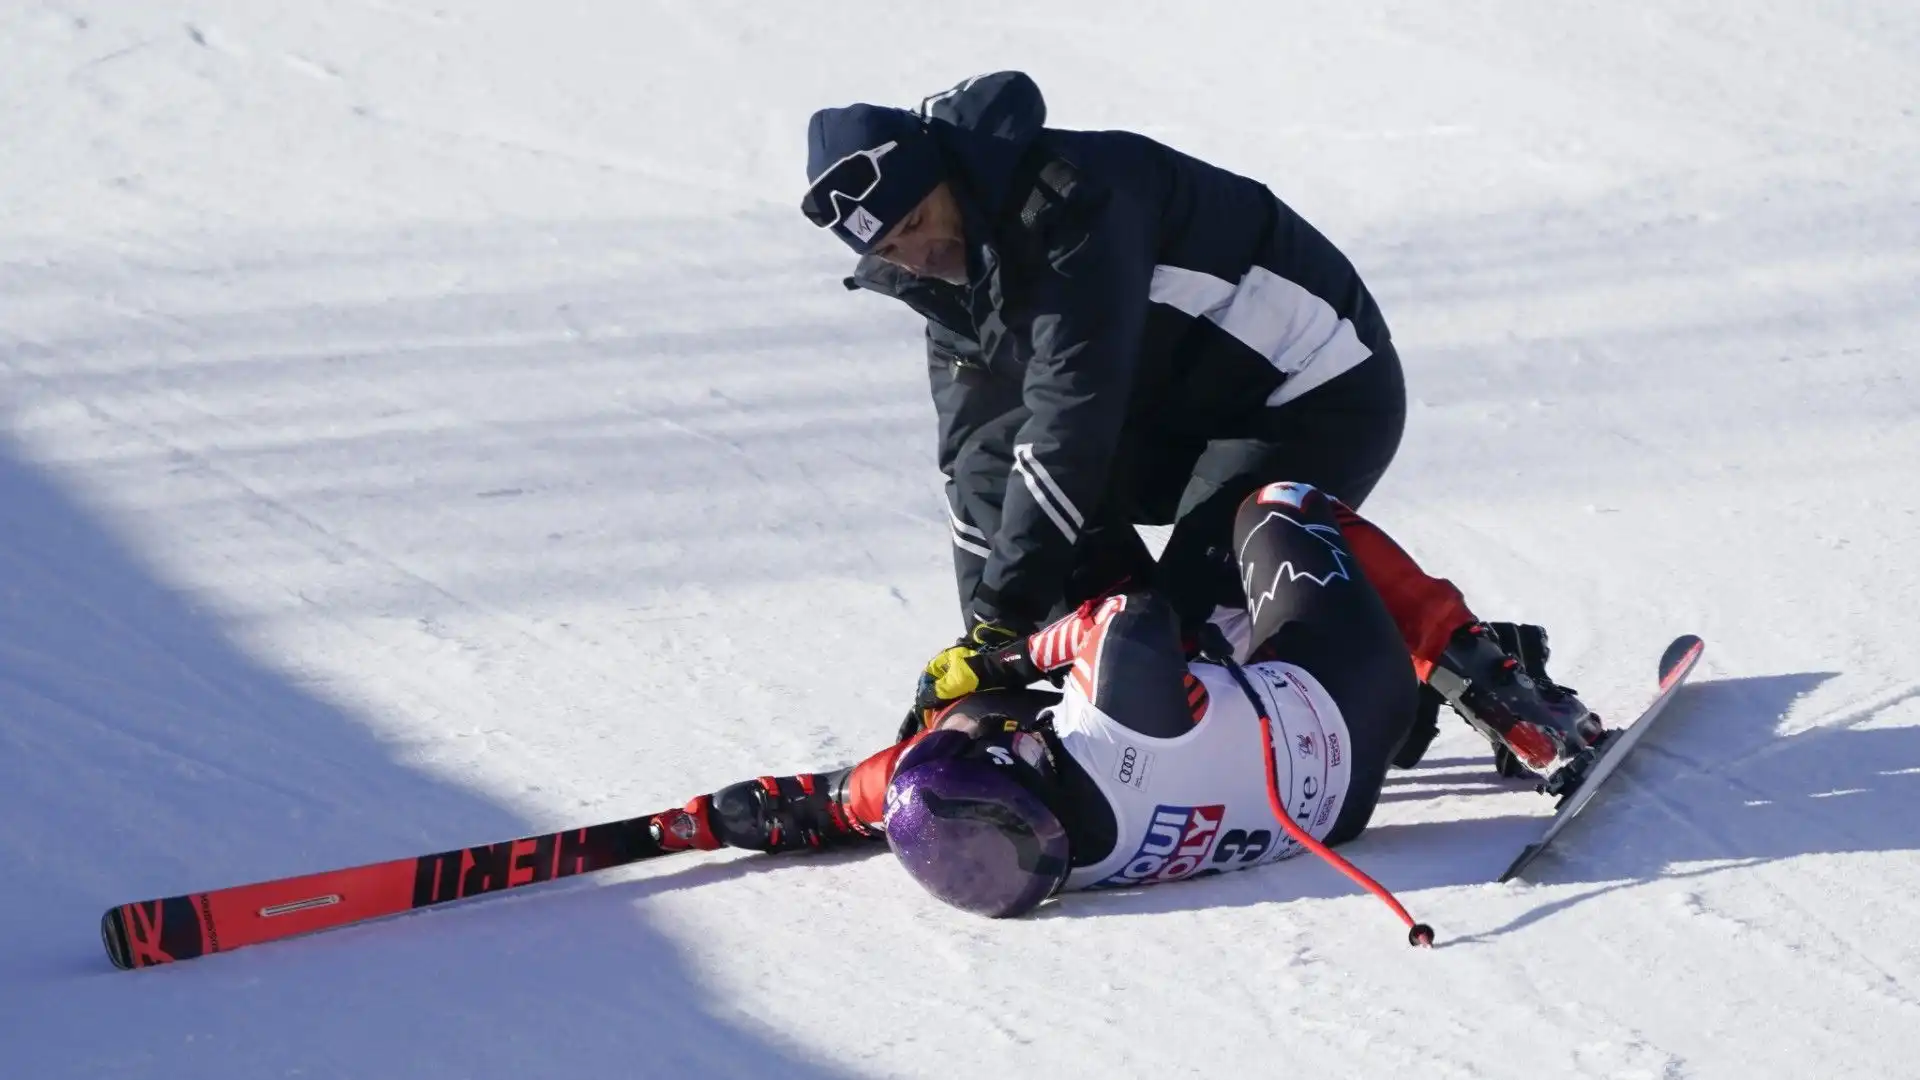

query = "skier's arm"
[1307, 489, 1475, 681]
[841, 734, 927, 831]
[849, 686, 1086, 828]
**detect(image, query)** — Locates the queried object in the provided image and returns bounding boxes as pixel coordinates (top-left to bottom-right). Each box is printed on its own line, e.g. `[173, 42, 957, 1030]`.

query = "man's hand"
[910, 619, 1041, 717]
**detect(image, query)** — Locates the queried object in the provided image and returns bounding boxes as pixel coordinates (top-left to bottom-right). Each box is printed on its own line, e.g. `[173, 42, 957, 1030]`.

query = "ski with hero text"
[101, 809, 688, 970]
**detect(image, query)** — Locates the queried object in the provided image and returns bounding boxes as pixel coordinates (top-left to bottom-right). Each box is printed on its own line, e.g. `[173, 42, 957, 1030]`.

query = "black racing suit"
[662, 485, 1477, 877]
[943, 483, 1434, 869]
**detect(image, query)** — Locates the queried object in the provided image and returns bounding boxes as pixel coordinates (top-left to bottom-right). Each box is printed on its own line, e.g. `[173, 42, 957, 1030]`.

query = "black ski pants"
[1057, 342, 1407, 631]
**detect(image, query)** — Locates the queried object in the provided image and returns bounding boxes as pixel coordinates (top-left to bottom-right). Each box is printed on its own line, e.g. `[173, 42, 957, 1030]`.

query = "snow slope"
[2, 2, 1917, 1076]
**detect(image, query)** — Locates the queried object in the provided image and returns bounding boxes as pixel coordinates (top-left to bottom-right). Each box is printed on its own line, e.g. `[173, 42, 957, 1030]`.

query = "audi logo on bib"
[1113, 745, 1153, 790]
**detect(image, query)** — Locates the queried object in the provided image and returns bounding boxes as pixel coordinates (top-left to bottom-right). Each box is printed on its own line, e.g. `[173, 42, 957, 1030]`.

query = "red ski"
[101, 809, 686, 970]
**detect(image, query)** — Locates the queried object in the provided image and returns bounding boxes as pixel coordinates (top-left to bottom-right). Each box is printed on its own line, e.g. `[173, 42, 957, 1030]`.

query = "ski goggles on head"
[800, 140, 898, 231]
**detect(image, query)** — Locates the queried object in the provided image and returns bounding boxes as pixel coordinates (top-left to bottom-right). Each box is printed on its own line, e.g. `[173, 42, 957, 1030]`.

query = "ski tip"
[100, 907, 134, 971]
[1658, 635, 1705, 686]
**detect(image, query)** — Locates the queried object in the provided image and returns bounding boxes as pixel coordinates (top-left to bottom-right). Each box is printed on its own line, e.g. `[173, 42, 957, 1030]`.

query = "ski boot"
[1426, 622, 1607, 791]
[651, 769, 880, 854]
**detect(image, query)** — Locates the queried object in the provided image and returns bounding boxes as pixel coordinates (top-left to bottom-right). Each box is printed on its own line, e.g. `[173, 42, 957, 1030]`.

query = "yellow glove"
[910, 621, 1040, 715]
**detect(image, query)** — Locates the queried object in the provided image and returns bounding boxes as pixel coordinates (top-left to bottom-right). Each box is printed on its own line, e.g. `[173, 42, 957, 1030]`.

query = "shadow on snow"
[0, 425, 855, 1079]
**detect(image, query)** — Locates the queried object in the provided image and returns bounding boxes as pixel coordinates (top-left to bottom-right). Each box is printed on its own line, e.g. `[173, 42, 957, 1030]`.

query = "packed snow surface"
[2, 2, 1916, 1077]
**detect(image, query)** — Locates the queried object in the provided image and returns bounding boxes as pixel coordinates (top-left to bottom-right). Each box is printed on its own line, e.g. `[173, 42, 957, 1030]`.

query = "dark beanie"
[803, 104, 946, 254]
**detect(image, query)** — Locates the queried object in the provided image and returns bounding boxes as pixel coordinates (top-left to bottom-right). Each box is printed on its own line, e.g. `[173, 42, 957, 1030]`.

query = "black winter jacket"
[846, 72, 1392, 630]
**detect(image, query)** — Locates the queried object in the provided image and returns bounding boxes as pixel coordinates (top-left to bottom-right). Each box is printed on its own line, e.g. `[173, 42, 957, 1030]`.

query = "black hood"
[919, 71, 1048, 220]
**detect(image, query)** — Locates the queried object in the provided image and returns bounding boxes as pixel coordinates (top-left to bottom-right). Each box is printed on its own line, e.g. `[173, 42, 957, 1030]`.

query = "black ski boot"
[652, 769, 880, 855]
[1426, 622, 1606, 785]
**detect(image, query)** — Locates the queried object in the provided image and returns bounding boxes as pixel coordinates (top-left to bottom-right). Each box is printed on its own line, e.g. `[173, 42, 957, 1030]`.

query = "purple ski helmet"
[883, 726, 1070, 918]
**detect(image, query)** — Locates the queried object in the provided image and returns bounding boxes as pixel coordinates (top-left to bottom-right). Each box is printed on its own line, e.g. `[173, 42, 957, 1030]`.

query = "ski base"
[1498, 634, 1705, 883]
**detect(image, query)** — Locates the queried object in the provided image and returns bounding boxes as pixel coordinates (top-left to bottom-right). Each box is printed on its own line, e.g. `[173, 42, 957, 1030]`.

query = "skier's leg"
[651, 766, 882, 856]
[1153, 341, 1406, 636]
[1229, 484, 1418, 845]
[1308, 488, 1606, 781]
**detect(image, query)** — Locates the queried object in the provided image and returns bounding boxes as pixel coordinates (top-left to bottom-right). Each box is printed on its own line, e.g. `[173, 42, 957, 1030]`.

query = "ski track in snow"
[3, 1, 1919, 1078]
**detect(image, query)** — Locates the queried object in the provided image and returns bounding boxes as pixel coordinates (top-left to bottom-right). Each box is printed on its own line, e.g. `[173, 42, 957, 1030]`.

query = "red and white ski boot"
[651, 769, 878, 855]
[1427, 622, 1606, 788]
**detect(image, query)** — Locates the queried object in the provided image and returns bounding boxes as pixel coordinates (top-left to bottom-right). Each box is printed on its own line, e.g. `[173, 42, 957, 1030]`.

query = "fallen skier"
[649, 481, 1602, 924]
